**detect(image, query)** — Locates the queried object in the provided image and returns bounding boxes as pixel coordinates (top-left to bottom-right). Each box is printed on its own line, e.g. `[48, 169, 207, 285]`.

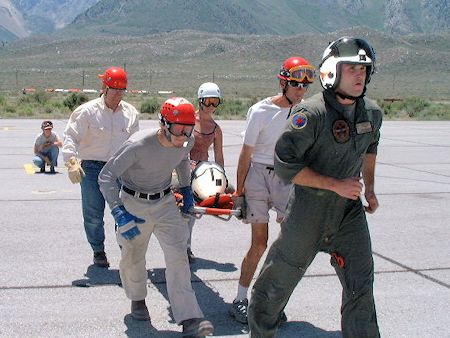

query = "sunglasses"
[108, 87, 127, 93]
[168, 123, 194, 138]
[287, 81, 310, 89]
[200, 97, 221, 108]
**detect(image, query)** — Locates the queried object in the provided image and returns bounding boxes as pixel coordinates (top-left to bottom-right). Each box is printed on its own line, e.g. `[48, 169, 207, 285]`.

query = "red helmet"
[278, 56, 315, 83]
[159, 97, 195, 125]
[98, 67, 127, 89]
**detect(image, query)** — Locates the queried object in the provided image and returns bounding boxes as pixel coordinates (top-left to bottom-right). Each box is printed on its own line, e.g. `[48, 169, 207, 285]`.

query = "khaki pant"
[244, 162, 292, 224]
[117, 191, 204, 323]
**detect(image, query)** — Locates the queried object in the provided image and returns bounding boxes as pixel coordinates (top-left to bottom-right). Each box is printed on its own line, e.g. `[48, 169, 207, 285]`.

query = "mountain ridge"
[1, 0, 450, 42]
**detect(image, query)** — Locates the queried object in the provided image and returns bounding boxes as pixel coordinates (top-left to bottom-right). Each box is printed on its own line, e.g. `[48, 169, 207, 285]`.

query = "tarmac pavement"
[0, 119, 449, 337]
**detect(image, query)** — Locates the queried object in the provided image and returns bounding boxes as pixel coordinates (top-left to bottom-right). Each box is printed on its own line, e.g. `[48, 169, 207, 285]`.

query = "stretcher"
[175, 192, 243, 221]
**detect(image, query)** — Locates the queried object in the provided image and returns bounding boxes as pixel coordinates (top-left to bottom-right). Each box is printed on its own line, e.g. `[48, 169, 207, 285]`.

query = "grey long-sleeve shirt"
[98, 128, 194, 210]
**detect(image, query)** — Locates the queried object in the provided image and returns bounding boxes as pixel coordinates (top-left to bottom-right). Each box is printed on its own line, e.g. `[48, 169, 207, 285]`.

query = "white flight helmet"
[319, 37, 376, 90]
[197, 82, 222, 99]
[191, 161, 227, 201]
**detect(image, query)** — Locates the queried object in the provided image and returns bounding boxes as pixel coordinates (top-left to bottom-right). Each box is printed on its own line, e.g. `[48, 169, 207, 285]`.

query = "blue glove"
[111, 205, 145, 240]
[179, 186, 194, 214]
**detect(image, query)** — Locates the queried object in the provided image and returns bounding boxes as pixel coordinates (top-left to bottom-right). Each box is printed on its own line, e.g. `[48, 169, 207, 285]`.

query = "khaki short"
[244, 162, 292, 224]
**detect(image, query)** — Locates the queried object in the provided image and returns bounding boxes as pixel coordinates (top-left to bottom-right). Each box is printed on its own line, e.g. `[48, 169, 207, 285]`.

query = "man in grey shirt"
[98, 97, 214, 337]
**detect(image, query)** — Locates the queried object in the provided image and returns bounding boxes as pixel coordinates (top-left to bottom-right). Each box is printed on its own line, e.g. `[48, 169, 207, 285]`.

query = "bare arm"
[236, 144, 253, 196]
[362, 153, 379, 213]
[213, 126, 224, 168]
[291, 167, 363, 200]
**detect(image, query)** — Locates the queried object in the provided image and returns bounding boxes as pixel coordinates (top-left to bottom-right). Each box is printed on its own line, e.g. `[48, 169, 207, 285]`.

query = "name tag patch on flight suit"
[332, 119, 350, 143]
[356, 121, 373, 134]
[291, 112, 308, 130]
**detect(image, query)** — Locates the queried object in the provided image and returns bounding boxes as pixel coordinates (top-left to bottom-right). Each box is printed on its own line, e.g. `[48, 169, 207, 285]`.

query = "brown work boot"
[181, 318, 214, 337]
[131, 300, 150, 321]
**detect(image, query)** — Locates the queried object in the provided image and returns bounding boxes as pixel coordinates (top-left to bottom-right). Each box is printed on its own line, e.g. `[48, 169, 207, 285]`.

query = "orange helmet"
[159, 97, 196, 125]
[98, 67, 127, 89]
[278, 57, 315, 83]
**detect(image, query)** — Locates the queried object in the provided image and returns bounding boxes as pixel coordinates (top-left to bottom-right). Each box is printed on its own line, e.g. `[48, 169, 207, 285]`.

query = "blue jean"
[80, 160, 107, 253]
[33, 146, 59, 169]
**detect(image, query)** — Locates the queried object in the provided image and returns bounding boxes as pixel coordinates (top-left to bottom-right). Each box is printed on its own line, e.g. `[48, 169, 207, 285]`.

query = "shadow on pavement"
[123, 314, 179, 338]
[72, 264, 122, 287]
[277, 321, 342, 337]
[148, 257, 245, 337]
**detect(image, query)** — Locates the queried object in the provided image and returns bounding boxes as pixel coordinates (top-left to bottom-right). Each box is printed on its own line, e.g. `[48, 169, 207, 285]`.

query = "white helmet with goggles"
[191, 161, 228, 201]
[319, 37, 376, 90]
[198, 82, 222, 108]
[198, 82, 221, 99]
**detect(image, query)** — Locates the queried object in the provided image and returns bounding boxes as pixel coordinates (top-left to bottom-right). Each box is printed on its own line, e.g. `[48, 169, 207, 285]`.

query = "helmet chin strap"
[164, 129, 172, 142]
[282, 86, 294, 118]
[335, 86, 366, 102]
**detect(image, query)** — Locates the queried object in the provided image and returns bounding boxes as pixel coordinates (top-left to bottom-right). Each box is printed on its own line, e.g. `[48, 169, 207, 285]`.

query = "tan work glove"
[65, 156, 85, 184]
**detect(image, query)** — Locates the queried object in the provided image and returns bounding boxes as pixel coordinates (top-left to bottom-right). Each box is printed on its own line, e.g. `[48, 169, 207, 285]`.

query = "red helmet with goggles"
[159, 97, 196, 126]
[98, 67, 127, 90]
[278, 57, 315, 83]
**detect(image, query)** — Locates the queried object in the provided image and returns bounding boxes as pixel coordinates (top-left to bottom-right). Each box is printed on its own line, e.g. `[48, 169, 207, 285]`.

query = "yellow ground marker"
[24, 163, 36, 175]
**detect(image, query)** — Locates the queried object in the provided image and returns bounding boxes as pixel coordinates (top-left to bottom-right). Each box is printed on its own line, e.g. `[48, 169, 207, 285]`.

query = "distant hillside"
[11, 0, 99, 33]
[1, 27, 449, 100]
[0, 0, 27, 41]
[62, 0, 450, 37]
[1, 0, 450, 42]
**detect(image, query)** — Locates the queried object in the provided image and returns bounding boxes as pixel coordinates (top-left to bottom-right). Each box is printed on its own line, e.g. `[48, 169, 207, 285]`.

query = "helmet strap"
[335, 88, 365, 102]
[159, 115, 173, 142]
[282, 85, 294, 118]
[282, 85, 293, 105]
[164, 129, 172, 142]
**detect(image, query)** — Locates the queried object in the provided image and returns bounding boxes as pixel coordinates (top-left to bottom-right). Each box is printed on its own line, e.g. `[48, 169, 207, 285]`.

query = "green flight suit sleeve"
[364, 101, 383, 155]
[274, 109, 318, 182]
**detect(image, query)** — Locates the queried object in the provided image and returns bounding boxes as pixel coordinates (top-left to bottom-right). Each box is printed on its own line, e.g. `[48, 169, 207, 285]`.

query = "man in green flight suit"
[248, 37, 383, 338]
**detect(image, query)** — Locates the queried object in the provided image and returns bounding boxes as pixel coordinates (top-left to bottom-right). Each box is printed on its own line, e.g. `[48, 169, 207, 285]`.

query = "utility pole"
[148, 68, 152, 92]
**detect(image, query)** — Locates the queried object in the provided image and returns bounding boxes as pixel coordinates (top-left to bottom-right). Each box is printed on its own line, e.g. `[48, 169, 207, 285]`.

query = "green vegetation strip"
[0, 92, 449, 120]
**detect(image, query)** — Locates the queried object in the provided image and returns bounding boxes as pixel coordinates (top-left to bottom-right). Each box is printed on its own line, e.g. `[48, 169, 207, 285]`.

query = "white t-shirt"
[243, 97, 291, 166]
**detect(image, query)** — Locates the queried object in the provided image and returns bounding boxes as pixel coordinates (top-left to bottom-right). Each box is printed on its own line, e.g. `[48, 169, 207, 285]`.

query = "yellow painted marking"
[24, 163, 36, 175]
[32, 190, 57, 195]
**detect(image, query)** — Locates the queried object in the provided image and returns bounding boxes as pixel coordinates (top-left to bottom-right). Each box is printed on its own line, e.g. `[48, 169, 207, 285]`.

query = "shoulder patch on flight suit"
[291, 112, 308, 130]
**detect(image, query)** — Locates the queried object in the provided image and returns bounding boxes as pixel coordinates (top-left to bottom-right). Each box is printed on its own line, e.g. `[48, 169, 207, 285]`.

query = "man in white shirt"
[62, 67, 140, 268]
[229, 56, 315, 324]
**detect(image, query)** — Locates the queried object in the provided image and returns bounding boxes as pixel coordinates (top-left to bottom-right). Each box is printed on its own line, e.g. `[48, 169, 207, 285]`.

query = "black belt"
[123, 186, 171, 200]
[266, 166, 274, 170]
[82, 160, 107, 165]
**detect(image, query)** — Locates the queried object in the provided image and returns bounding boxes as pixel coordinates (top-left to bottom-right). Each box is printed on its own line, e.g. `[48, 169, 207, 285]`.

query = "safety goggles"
[287, 81, 310, 89]
[200, 97, 221, 108]
[168, 123, 194, 138]
[288, 65, 316, 83]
